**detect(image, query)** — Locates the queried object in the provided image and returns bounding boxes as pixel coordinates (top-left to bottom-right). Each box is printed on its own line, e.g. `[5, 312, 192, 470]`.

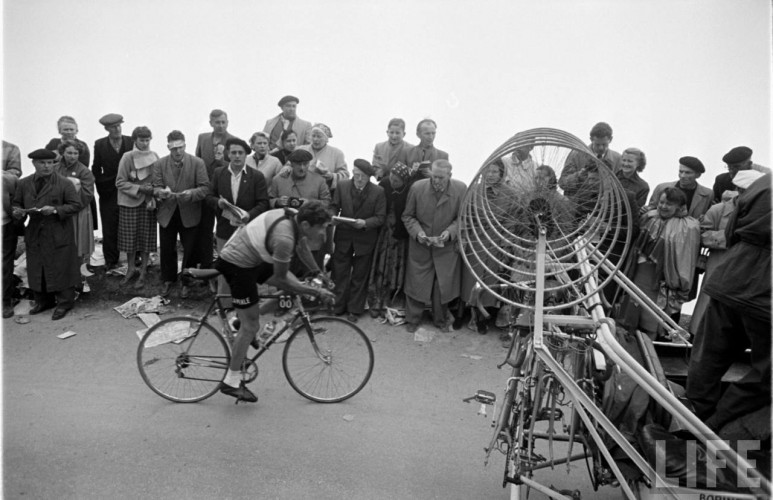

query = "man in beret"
[645, 156, 714, 219]
[262, 96, 312, 151]
[12, 149, 81, 320]
[268, 149, 331, 271]
[92, 113, 133, 270]
[329, 159, 386, 322]
[559, 122, 622, 197]
[712, 146, 770, 203]
[193, 109, 237, 279]
[152, 131, 210, 298]
[205, 137, 269, 301]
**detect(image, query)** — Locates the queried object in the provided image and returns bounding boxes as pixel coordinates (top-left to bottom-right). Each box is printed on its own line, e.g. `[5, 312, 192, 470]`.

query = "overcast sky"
[2, 0, 771, 191]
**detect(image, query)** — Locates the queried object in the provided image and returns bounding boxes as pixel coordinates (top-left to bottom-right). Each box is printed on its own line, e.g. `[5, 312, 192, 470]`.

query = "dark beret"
[28, 148, 57, 160]
[287, 149, 313, 163]
[225, 137, 251, 153]
[98, 113, 124, 127]
[353, 159, 375, 177]
[722, 146, 753, 164]
[277, 95, 299, 107]
[679, 156, 705, 174]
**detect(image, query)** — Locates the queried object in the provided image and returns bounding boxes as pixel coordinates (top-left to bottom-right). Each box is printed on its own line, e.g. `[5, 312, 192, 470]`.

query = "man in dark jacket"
[193, 109, 236, 275]
[12, 149, 81, 320]
[92, 113, 133, 269]
[206, 137, 269, 300]
[686, 173, 771, 432]
[330, 159, 386, 322]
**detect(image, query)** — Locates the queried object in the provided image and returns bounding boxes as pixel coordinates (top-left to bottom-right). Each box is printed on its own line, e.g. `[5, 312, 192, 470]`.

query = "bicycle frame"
[479, 228, 770, 500]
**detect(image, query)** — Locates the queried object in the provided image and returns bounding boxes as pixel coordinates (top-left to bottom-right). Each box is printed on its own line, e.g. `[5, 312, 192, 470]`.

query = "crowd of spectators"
[2, 105, 769, 434]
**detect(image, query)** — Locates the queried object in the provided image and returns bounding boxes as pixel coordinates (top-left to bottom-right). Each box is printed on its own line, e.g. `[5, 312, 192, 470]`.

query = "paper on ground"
[138, 313, 160, 328]
[413, 327, 435, 342]
[114, 296, 168, 319]
[57, 331, 77, 339]
[142, 322, 196, 348]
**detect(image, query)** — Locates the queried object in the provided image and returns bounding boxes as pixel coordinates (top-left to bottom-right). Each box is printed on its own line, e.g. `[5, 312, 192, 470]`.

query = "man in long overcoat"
[12, 149, 81, 320]
[330, 159, 386, 322]
[402, 159, 466, 332]
[152, 130, 209, 298]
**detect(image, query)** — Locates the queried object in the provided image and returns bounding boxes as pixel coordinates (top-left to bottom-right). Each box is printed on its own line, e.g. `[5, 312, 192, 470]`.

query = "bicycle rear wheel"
[282, 316, 374, 403]
[137, 317, 230, 403]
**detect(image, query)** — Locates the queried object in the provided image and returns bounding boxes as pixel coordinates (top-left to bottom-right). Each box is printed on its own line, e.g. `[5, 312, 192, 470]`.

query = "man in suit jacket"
[330, 159, 386, 321]
[92, 113, 133, 268]
[263, 95, 312, 151]
[193, 109, 237, 273]
[152, 130, 209, 297]
[559, 122, 622, 197]
[398, 119, 449, 180]
[206, 138, 269, 300]
[371, 118, 413, 180]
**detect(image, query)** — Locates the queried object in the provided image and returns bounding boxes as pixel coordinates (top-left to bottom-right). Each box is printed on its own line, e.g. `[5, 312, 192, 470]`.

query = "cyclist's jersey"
[219, 209, 294, 268]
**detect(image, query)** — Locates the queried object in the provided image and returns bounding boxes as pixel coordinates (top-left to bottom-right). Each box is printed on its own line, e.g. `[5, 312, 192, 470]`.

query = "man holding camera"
[268, 149, 330, 209]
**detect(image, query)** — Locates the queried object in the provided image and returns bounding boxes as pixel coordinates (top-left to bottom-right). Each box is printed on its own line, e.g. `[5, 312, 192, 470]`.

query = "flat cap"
[353, 159, 375, 177]
[287, 149, 313, 163]
[99, 113, 124, 126]
[732, 170, 764, 190]
[28, 148, 57, 160]
[679, 156, 705, 174]
[722, 146, 753, 164]
[277, 95, 299, 107]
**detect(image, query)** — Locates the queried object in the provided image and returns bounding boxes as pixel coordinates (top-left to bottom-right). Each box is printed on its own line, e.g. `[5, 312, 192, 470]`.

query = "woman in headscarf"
[619, 187, 700, 339]
[55, 140, 96, 276]
[115, 126, 159, 288]
[297, 123, 349, 193]
[367, 161, 414, 319]
[270, 129, 298, 166]
[245, 131, 283, 188]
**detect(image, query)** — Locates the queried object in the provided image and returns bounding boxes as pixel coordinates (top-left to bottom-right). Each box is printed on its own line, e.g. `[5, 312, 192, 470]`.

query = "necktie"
[35, 177, 45, 193]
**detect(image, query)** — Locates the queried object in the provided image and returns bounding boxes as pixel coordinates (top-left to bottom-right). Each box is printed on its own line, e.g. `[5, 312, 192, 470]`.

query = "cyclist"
[213, 199, 336, 402]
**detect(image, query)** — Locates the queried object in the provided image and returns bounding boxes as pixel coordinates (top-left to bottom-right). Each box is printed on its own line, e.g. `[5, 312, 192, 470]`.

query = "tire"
[282, 316, 374, 403]
[137, 317, 230, 403]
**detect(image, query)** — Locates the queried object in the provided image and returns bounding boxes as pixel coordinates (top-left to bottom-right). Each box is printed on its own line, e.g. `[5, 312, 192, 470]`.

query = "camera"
[287, 197, 304, 208]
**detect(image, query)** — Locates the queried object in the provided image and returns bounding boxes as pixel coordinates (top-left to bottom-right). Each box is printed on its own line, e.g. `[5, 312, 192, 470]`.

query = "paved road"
[3, 302, 619, 499]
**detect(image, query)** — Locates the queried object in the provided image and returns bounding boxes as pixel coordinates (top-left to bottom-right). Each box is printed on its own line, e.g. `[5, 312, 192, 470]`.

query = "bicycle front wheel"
[137, 317, 230, 403]
[282, 316, 374, 403]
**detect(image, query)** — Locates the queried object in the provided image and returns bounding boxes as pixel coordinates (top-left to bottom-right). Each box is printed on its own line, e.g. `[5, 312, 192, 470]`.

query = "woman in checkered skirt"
[115, 126, 159, 288]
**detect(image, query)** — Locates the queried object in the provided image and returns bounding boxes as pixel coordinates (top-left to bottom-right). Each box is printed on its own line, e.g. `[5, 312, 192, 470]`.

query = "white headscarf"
[732, 170, 764, 190]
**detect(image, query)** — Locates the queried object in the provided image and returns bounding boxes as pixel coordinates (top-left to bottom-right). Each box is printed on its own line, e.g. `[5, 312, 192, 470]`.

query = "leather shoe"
[219, 382, 258, 403]
[51, 308, 70, 321]
[406, 323, 419, 333]
[160, 281, 173, 297]
[30, 302, 55, 315]
[347, 313, 359, 323]
[3, 304, 14, 319]
[180, 285, 190, 299]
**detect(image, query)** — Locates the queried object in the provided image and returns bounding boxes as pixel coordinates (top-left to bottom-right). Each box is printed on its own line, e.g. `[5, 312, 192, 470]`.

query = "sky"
[2, 0, 771, 192]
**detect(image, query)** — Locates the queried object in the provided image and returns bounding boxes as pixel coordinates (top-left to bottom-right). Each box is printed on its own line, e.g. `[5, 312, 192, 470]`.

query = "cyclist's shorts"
[214, 258, 273, 309]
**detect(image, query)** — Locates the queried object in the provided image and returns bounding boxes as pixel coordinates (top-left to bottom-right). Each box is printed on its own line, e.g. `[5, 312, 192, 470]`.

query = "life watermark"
[650, 438, 762, 493]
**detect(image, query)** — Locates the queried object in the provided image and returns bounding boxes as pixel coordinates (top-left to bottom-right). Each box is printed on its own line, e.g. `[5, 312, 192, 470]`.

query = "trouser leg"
[3, 222, 17, 303]
[431, 274, 449, 327]
[331, 244, 352, 314]
[347, 252, 374, 315]
[686, 298, 744, 420]
[405, 294, 425, 325]
[178, 221, 199, 281]
[99, 190, 120, 266]
[54, 287, 76, 310]
[158, 213, 181, 283]
[192, 204, 215, 268]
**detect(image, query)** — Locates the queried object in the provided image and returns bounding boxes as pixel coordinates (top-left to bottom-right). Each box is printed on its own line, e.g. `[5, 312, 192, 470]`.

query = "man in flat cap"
[92, 113, 133, 270]
[645, 156, 714, 219]
[193, 109, 237, 279]
[330, 159, 386, 322]
[12, 149, 81, 320]
[559, 122, 622, 197]
[152, 131, 210, 298]
[263, 96, 312, 151]
[712, 146, 771, 203]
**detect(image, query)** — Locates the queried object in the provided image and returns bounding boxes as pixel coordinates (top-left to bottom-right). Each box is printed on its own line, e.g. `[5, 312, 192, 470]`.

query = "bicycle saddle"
[183, 268, 221, 280]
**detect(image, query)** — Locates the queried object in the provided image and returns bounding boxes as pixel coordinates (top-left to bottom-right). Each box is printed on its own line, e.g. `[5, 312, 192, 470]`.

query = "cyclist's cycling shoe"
[219, 382, 258, 404]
